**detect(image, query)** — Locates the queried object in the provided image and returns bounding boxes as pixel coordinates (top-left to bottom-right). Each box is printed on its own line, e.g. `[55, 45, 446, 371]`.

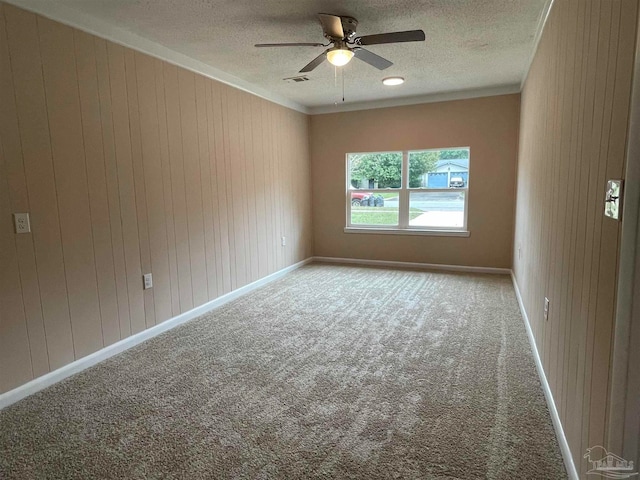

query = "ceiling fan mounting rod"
[341, 16, 358, 40]
[331, 40, 349, 50]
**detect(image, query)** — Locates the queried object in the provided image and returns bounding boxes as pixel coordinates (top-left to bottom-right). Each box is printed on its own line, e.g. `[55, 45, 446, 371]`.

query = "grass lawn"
[377, 192, 399, 199]
[351, 207, 422, 225]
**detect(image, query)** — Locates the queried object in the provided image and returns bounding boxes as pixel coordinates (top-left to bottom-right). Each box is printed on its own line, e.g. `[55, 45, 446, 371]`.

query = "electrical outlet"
[544, 297, 550, 321]
[143, 273, 153, 290]
[13, 213, 31, 234]
[518, 245, 522, 260]
[281, 236, 286, 246]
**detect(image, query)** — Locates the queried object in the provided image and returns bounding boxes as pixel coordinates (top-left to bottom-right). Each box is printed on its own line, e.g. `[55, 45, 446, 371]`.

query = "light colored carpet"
[0, 264, 567, 479]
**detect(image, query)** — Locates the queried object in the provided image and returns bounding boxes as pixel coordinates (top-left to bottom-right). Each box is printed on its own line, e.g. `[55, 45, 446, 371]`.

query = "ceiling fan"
[255, 14, 426, 73]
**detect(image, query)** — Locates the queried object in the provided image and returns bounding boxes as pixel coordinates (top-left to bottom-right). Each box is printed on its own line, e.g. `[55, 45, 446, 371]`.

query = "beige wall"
[309, 94, 520, 268]
[0, 3, 312, 394]
[513, 0, 638, 476]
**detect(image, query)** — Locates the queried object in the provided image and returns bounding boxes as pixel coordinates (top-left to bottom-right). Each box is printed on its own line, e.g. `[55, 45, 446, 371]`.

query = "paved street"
[384, 191, 465, 212]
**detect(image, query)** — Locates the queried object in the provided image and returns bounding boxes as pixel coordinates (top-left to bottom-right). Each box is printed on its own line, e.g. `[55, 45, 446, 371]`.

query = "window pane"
[351, 192, 399, 226]
[409, 148, 469, 188]
[348, 152, 402, 190]
[409, 191, 465, 228]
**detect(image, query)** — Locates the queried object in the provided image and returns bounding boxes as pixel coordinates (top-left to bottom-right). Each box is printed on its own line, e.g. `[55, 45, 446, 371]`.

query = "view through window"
[347, 148, 469, 231]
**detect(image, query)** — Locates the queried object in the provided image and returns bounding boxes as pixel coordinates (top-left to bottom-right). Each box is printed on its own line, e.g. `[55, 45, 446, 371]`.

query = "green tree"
[350, 153, 402, 188]
[349, 151, 439, 189]
[440, 149, 469, 160]
[408, 151, 439, 187]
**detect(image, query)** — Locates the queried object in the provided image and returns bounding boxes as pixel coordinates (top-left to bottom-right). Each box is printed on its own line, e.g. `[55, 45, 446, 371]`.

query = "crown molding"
[520, 0, 555, 90]
[2, 0, 309, 114]
[307, 84, 521, 115]
[3, 1, 547, 118]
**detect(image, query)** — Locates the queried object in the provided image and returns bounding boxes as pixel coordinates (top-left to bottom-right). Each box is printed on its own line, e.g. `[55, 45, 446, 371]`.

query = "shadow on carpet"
[0, 264, 567, 479]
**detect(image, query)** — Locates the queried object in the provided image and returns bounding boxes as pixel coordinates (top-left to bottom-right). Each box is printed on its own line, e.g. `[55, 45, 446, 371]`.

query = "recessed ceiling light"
[382, 77, 404, 86]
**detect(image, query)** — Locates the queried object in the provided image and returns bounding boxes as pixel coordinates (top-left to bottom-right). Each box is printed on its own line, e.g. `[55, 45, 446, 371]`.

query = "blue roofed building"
[421, 158, 469, 188]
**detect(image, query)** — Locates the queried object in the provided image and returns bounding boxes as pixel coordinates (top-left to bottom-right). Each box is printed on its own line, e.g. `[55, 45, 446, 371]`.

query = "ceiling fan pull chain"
[342, 67, 345, 103]
[334, 65, 339, 105]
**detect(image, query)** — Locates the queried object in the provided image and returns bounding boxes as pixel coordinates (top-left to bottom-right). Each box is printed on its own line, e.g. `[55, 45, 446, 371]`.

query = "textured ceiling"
[36, 0, 548, 109]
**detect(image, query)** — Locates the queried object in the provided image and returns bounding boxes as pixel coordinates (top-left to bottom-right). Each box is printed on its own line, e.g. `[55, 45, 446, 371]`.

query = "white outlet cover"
[544, 297, 550, 321]
[13, 213, 31, 234]
[143, 273, 153, 290]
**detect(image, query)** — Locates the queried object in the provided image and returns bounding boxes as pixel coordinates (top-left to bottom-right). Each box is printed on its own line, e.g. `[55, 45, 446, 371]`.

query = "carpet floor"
[0, 264, 567, 479]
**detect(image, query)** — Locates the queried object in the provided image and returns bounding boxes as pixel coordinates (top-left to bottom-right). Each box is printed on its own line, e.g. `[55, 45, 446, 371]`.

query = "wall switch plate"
[281, 236, 286, 246]
[13, 213, 31, 234]
[143, 273, 153, 290]
[544, 297, 550, 321]
[604, 179, 623, 220]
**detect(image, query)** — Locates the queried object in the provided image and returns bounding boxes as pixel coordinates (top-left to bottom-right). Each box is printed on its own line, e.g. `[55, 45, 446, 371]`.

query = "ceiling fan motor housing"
[341, 16, 358, 40]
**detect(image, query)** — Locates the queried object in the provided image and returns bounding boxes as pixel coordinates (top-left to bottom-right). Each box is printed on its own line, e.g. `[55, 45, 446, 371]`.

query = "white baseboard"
[312, 256, 511, 275]
[0, 257, 578, 480]
[0, 257, 312, 410]
[510, 272, 579, 480]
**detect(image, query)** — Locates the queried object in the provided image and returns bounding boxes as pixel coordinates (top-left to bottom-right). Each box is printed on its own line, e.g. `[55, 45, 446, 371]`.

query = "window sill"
[344, 227, 470, 237]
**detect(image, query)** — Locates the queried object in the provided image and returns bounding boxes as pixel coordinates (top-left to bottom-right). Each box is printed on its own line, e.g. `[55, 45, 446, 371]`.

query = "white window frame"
[345, 149, 470, 237]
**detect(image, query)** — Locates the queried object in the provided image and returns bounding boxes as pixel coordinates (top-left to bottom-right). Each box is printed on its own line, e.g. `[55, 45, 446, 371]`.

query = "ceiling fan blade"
[255, 42, 325, 47]
[355, 30, 426, 46]
[318, 13, 344, 39]
[353, 48, 393, 70]
[300, 51, 327, 72]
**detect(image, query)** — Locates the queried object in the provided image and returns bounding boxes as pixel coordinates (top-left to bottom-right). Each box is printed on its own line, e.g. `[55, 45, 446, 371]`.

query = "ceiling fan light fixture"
[327, 48, 354, 67]
[382, 76, 405, 86]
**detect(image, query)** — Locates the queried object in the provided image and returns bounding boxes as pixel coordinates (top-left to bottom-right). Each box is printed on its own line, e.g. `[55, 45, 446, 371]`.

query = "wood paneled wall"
[0, 3, 312, 394]
[513, 0, 637, 475]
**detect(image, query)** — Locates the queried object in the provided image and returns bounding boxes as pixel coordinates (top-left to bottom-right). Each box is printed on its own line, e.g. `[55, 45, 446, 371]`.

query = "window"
[346, 148, 469, 235]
